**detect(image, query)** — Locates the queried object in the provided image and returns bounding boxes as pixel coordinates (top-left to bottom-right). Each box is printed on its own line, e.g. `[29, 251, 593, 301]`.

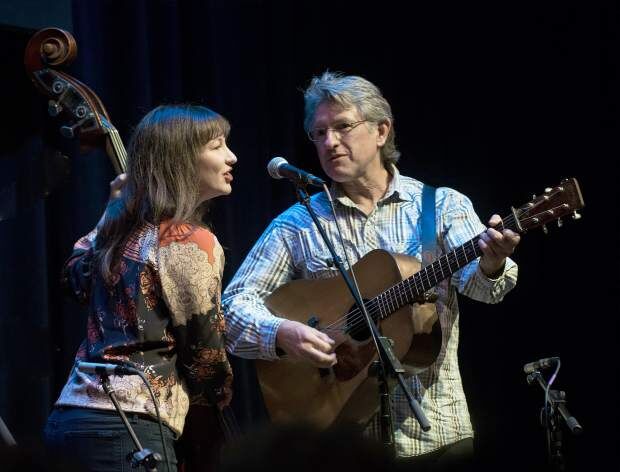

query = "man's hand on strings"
[276, 320, 337, 368]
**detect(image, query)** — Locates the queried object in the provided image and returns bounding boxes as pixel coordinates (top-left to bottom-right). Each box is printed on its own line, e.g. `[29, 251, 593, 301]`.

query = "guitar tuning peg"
[544, 187, 552, 193]
[557, 218, 563, 228]
[532, 194, 537, 200]
[542, 224, 548, 234]
[48, 100, 62, 117]
[571, 210, 582, 220]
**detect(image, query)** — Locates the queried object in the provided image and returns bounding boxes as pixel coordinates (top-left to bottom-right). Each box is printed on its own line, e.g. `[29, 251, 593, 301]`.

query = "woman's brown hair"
[95, 104, 230, 281]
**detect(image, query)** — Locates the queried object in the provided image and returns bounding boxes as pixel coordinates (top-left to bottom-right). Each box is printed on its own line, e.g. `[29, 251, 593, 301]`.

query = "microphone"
[76, 361, 140, 376]
[267, 157, 326, 188]
[523, 356, 560, 374]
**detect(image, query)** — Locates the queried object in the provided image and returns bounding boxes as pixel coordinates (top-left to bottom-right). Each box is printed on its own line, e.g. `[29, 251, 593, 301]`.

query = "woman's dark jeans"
[44, 406, 177, 472]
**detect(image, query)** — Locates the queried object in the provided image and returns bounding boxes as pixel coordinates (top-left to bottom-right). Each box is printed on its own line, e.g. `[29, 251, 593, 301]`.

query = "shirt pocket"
[395, 237, 422, 260]
[293, 229, 341, 279]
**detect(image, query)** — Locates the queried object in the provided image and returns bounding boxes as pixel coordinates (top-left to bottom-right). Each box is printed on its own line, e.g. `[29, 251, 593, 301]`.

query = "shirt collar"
[331, 164, 412, 208]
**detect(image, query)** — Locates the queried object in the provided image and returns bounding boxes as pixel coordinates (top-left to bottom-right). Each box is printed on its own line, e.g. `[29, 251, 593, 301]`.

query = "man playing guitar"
[222, 71, 520, 469]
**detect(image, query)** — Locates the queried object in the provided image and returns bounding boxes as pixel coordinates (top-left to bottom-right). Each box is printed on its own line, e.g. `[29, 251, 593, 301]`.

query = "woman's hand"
[108, 173, 127, 201]
[95, 174, 128, 230]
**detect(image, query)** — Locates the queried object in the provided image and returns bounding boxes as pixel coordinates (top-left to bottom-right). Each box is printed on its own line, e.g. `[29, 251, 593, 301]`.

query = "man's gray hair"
[303, 71, 400, 165]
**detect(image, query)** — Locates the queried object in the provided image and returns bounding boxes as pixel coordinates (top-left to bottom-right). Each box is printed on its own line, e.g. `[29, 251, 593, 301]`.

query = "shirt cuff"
[475, 262, 507, 287]
[261, 316, 286, 360]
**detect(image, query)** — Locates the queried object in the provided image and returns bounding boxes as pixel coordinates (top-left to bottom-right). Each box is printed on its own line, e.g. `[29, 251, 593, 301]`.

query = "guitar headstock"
[511, 178, 585, 233]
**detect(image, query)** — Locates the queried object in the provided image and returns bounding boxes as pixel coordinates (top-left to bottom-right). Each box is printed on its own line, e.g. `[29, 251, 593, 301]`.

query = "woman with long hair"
[44, 104, 237, 471]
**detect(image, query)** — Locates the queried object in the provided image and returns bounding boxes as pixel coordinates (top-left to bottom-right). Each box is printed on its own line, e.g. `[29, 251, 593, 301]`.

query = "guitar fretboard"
[364, 218, 514, 323]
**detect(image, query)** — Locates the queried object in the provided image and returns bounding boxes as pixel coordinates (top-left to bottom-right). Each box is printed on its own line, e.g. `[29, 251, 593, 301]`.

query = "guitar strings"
[320, 213, 521, 339]
[328, 207, 565, 339]
[320, 235, 484, 336]
[331, 220, 517, 338]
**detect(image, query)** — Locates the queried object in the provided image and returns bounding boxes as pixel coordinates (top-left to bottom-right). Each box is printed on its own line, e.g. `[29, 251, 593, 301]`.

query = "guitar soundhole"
[346, 300, 379, 342]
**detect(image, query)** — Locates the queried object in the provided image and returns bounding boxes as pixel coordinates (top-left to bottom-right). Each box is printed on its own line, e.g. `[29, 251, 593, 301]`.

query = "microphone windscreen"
[267, 156, 287, 179]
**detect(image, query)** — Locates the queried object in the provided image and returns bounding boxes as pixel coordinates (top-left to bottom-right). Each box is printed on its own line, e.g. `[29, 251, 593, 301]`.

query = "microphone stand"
[100, 372, 162, 471]
[295, 184, 430, 457]
[526, 371, 582, 471]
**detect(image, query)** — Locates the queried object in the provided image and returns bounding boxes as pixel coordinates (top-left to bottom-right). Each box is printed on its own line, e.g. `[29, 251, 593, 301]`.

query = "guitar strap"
[421, 184, 437, 266]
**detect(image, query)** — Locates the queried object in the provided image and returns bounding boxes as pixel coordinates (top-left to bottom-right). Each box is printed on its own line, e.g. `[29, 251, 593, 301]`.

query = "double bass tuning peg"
[59, 114, 90, 139]
[60, 123, 79, 139]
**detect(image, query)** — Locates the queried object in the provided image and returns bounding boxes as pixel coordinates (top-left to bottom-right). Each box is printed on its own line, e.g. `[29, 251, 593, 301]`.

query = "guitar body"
[255, 249, 441, 429]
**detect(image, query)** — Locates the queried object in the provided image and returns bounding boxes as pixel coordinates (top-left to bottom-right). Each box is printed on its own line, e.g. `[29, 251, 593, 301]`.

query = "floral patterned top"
[55, 221, 233, 435]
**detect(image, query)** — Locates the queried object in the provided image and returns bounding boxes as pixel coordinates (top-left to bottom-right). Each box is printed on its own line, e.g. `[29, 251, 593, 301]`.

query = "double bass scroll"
[24, 27, 127, 174]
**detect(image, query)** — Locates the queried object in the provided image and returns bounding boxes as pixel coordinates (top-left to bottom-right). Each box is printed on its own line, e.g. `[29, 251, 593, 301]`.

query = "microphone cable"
[543, 358, 561, 462]
[76, 360, 172, 472]
[134, 369, 172, 472]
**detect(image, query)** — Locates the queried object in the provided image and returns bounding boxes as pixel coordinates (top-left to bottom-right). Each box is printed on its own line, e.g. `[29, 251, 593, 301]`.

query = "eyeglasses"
[307, 120, 368, 142]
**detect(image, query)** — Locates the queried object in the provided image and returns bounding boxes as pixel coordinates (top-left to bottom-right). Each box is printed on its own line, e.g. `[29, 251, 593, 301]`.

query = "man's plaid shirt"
[222, 167, 518, 456]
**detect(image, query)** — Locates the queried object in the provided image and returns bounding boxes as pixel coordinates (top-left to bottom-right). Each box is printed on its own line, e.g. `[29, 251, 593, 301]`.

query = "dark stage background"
[0, 1, 617, 470]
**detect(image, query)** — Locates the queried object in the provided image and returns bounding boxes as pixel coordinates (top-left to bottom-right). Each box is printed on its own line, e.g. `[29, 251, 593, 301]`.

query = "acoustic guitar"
[256, 179, 585, 429]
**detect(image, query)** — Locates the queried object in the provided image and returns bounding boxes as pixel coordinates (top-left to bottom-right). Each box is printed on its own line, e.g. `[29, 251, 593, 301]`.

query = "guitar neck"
[373, 217, 514, 319]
